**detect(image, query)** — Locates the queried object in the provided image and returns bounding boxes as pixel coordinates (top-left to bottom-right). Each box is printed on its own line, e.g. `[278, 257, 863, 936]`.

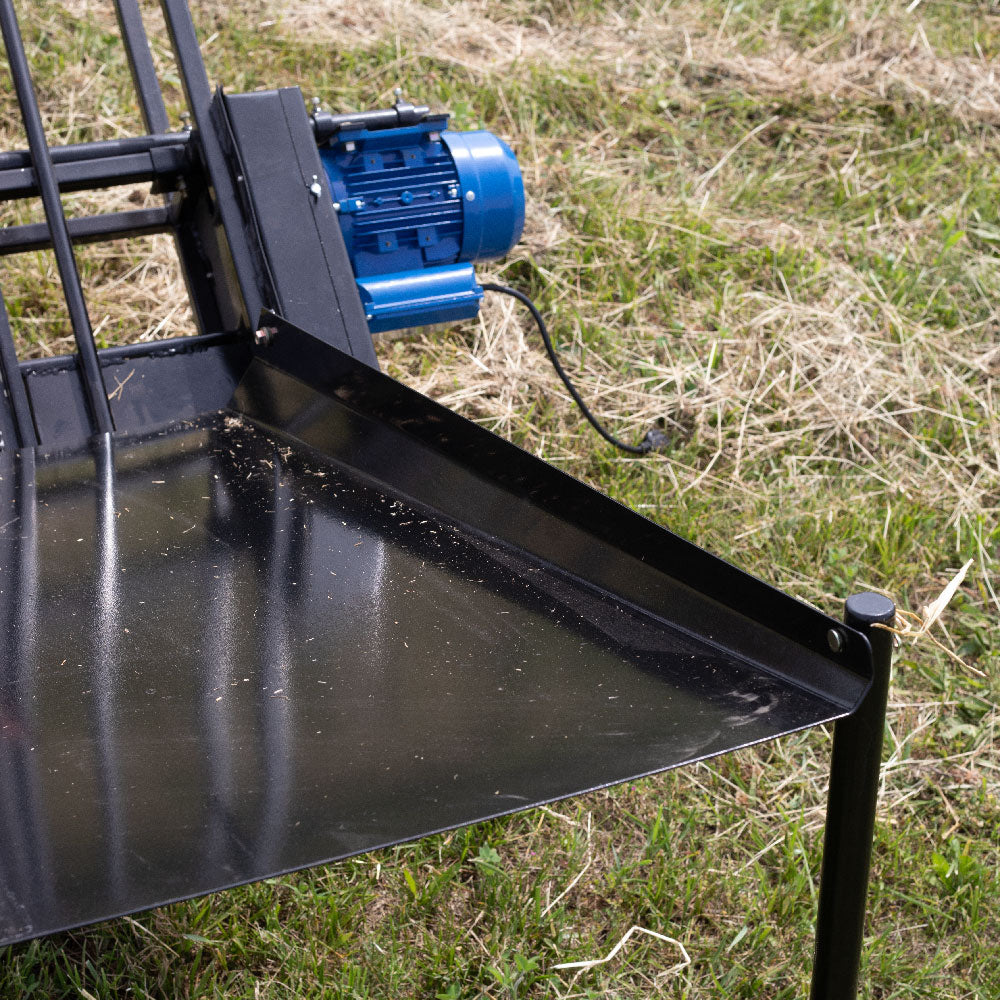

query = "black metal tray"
[0, 318, 872, 946]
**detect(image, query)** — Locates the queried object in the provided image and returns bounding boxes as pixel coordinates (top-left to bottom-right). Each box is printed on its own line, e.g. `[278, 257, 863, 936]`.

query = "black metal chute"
[0, 3, 893, 997]
[0, 305, 874, 945]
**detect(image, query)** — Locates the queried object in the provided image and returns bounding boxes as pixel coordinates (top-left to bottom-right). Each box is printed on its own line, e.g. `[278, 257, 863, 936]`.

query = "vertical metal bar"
[0, 0, 113, 435]
[0, 450, 56, 925]
[114, 0, 223, 335]
[0, 288, 37, 447]
[156, 0, 212, 124]
[113, 0, 170, 135]
[810, 592, 896, 1000]
[89, 432, 127, 905]
[158, 0, 262, 330]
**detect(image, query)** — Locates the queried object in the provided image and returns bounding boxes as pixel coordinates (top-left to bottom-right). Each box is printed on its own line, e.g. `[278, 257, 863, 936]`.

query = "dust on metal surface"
[0, 413, 845, 945]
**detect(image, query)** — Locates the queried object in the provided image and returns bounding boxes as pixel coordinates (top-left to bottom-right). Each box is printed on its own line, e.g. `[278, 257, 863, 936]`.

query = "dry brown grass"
[279, 0, 1000, 122]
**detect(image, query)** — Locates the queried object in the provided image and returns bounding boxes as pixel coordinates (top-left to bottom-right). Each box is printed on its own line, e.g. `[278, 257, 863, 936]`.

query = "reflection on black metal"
[254, 452, 295, 874]
[0, 451, 57, 938]
[200, 466, 241, 880]
[0, 404, 872, 944]
[91, 436, 127, 904]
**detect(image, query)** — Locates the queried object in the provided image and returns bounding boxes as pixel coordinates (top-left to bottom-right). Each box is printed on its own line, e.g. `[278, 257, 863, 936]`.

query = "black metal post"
[113, 0, 224, 336]
[0, 287, 37, 447]
[810, 591, 896, 1000]
[0, 0, 113, 435]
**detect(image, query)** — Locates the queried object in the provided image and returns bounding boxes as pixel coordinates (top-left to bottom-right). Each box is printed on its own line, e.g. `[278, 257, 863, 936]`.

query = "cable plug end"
[640, 428, 670, 453]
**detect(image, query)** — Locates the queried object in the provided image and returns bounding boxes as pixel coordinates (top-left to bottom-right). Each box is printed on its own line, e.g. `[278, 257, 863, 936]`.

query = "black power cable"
[481, 283, 668, 456]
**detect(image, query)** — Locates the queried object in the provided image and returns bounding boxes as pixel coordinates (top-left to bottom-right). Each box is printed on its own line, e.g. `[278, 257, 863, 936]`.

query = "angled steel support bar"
[112, 0, 224, 339]
[159, 0, 264, 330]
[0, 0, 113, 434]
[114, 0, 171, 135]
[811, 591, 896, 1000]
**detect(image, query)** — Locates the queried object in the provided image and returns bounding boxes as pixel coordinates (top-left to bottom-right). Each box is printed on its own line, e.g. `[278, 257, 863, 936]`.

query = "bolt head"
[254, 326, 276, 347]
[826, 628, 845, 653]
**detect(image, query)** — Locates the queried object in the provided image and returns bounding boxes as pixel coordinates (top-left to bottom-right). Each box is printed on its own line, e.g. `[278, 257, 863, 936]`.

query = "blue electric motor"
[318, 109, 524, 333]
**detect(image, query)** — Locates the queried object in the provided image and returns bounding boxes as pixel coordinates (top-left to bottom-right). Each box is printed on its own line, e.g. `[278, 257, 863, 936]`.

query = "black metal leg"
[810, 592, 896, 1000]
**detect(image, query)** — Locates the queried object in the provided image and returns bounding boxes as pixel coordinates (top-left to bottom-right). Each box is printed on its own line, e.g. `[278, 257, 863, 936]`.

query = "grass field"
[1, 0, 998, 996]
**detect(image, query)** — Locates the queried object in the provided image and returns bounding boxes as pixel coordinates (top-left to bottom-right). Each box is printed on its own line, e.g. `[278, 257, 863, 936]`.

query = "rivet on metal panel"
[826, 628, 845, 653]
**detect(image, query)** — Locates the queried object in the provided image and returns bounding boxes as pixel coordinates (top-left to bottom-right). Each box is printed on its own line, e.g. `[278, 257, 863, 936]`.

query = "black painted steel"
[0, 133, 190, 173]
[0, 146, 186, 201]
[112, 0, 230, 349]
[159, 0, 264, 331]
[114, 0, 171, 135]
[0, 319, 873, 946]
[0, 0, 892, 977]
[312, 101, 431, 142]
[0, 207, 174, 256]
[0, 0, 113, 434]
[810, 593, 895, 1000]
[0, 287, 36, 447]
[21, 334, 249, 448]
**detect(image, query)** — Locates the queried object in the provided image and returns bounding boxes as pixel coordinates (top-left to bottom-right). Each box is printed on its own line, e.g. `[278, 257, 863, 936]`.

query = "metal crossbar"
[0, 285, 34, 446]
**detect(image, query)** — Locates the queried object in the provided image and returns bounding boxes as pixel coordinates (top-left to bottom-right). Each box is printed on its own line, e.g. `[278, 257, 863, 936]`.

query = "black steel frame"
[0, 1, 896, 995]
